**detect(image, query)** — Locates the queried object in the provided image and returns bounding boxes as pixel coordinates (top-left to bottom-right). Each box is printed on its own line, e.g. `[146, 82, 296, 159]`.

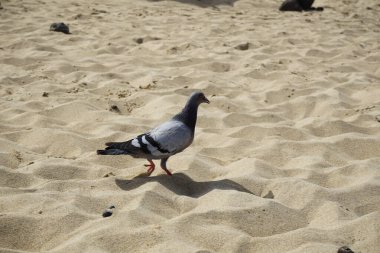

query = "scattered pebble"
[234, 42, 251, 51]
[133, 37, 160, 44]
[109, 105, 121, 114]
[38, 210, 43, 214]
[49, 22, 70, 34]
[375, 115, 380, 122]
[67, 87, 80, 93]
[102, 210, 113, 218]
[279, 0, 323, 12]
[337, 246, 355, 253]
[102, 205, 116, 217]
[42, 92, 49, 97]
[103, 172, 115, 177]
[139, 83, 153, 89]
[134, 38, 144, 44]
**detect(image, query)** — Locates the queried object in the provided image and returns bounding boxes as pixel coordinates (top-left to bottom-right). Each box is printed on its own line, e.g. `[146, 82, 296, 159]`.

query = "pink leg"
[144, 159, 155, 175]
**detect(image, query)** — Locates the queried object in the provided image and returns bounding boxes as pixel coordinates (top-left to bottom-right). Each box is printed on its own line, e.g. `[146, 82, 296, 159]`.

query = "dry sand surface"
[1, 0, 380, 252]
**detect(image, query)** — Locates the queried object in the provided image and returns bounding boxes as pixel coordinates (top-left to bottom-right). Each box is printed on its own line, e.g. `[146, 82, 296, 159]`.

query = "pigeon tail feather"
[105, 141, 128, 150]
[97, 149, 128, 155]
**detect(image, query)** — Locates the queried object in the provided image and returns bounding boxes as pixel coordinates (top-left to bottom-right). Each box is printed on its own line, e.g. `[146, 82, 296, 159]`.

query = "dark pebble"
[338, 246, 355, 253]
[42, 92, 49, 97]
[279, 0, 323, 12]
[234, 42, 251, 51]
[108, 205, 116, 209]
[279, 0, 303, 12]
[50, 22, 70, 34]
[102, 210, 113, 217]
[134, 38, 144, 44]
[109, 105, 121, 113]
[103, 172, 115, 177]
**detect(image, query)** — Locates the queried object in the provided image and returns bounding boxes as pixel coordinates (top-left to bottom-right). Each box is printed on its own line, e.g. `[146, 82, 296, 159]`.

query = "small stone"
[102, 210, 113, 218]
[134, 38, 144, 44]
[38, 210, 43, 214]
[279, 0, 303, 12]
[49, 22, 70, 34]
[109, 105, 121, 114]
[103, 172, 115, 177]
[139, 83, 153, 89]
[337, 246, 355, 253]
[42, 92, 49, 97]
[234, 42, 250, 51]
[375, 115, 380, 122]
[108, 205, 116, 209]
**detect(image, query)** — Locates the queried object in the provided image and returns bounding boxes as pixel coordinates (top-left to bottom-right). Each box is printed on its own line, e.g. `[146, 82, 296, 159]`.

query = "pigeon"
[97, 92, 210, 176]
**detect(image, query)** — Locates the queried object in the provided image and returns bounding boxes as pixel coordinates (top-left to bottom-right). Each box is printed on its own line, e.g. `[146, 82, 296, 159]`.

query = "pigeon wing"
[145, 120, 193, 157]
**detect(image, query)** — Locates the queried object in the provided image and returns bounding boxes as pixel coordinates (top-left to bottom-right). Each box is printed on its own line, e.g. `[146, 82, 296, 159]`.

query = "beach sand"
[0, 0, 379, 252]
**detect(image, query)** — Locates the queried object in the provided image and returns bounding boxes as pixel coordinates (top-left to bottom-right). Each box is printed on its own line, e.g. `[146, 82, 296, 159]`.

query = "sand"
[0, 0, 380, 252]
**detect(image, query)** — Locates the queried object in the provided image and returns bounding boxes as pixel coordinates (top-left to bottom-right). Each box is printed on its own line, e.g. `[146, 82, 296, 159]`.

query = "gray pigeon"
[97, 92, 210, 176]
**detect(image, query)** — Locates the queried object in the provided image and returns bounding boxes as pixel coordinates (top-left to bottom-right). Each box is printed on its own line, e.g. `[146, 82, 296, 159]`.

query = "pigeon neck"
[174, 101, 199, 132]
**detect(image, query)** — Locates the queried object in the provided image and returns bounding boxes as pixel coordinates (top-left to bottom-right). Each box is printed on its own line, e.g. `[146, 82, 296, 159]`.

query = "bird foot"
[161, 167, 172, 176]
[144, 160, 155, 175]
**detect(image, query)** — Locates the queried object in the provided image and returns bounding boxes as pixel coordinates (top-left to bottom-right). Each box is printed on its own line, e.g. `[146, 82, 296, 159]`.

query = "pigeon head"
[189, 92, 210, 106]
[172, 92, 209, 131]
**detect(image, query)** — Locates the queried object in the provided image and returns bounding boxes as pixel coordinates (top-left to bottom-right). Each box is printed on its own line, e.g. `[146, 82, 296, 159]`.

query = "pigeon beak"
[204, 97, 210, 104]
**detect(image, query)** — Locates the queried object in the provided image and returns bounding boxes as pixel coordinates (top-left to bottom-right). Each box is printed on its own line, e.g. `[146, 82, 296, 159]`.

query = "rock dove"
[97, 92, 210, 176]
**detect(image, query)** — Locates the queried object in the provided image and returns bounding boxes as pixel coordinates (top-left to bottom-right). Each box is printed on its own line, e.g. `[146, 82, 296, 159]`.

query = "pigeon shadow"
[115, 172, 254, 198]
[147, 0, 238, 8]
